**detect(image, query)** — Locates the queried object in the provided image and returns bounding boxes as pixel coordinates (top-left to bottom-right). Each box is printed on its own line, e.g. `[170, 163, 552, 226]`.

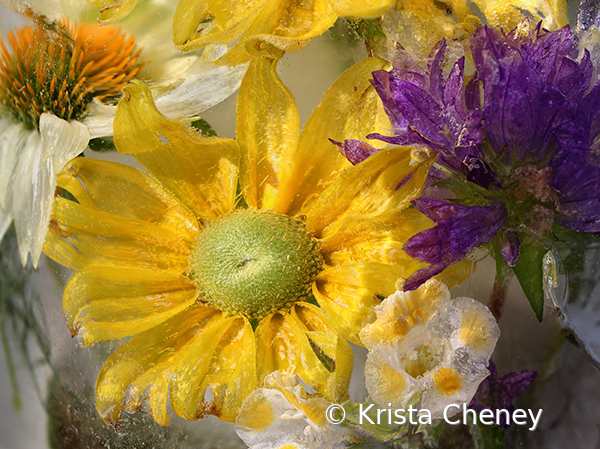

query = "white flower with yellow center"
[0, 0, 246, 266]
[236, 372, 359, 449]
[360, 279, 500, 418]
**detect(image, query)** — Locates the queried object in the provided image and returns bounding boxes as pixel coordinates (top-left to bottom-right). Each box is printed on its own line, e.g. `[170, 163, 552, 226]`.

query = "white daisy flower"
[0, 0, 246, 266]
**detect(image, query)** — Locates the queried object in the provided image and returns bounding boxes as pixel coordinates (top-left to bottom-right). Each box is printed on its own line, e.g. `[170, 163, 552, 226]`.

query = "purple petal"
[402, 200, 506, 289]
[388, 80, 450, 150]
[335, 139, 378, 165]
[498, 370, 538, 404]
[521, 26, 575, 86]
[428, 39, 447, 102]
[498, 230, 520, 267]
[551, 148, 600, 231]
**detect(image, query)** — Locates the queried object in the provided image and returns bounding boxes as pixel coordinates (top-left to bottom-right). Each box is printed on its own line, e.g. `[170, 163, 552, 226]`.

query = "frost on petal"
[363, 279, 500, 418]
[235, 372, 359, 449]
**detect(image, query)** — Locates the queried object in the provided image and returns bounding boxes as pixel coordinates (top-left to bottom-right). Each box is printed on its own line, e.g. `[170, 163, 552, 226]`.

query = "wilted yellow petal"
[65, 266, 197, 346]
[96, 305, 223, 426]
[237, 57, 299, 211]
[170, 316, 257, 422]
[174, 0, 337, 63]
[313, 263, 405, 345]
[45, 198, 190, 272]
[114, 81, 239, 219]
[306, 147, 435, 239]
[275, 57, 391, 215]
[173, 0, 270, 55]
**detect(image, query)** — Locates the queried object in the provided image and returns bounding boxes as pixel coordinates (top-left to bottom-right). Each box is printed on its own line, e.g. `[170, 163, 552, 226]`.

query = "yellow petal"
[173, 0, 269, 54]
[435, 258, 473, 290]
[306, 147, 435, 239]
[114, 81, 239, 219]
[255, 308, 346, 402]
[274, 57, 391, 216]
[86, 0, 138, 23]
[170, 316, 257, 422]
[334, 0, 394, 18]
[96, 305, 223, 427]
[472, 0, 568, 31]
[45, 198, 190, 272]
[320, 207, 433, 267]
[312, 263, 405, 345]
[237, 57, 299, 210]
[64, 266, 197, 346]
[386, 1, 479, 56]
[57, 157, 198, 245]
[290, 303, 353, 402]
[174, 0, 337, 63]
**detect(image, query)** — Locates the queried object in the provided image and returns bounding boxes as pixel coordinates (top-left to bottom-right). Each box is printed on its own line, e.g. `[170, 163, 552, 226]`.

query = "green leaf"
[191, 118, 218, 137]
[512, 236, 546, 321]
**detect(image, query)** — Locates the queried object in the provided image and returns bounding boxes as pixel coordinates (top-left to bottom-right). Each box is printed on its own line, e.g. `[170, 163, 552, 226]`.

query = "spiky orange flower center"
[0, 18, 144, 129]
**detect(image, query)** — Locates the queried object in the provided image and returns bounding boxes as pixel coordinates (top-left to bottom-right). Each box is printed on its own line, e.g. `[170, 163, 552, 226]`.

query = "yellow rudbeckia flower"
[43, 56, 469, 427]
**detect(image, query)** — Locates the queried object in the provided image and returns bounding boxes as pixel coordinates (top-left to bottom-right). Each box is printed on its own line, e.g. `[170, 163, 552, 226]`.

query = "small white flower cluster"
[360, 279, 500, 418]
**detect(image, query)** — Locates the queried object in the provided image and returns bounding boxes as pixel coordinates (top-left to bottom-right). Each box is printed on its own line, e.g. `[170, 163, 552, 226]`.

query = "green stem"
[488, 272, 512, 322]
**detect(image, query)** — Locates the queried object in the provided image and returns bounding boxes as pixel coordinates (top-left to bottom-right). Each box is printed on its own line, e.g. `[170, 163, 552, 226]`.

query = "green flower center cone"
[191, 209, 322, 321]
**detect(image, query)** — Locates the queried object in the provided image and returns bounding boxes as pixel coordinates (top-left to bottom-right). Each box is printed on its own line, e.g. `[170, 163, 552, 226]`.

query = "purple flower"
[469, 361, 537, 429]
[348, 20, 600, 291]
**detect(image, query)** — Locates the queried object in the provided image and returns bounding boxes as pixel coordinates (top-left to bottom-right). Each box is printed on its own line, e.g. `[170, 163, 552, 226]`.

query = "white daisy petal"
[153, 56, 248, 121]
[0, 207, 11, 243]
[39, 113, 90, 174]
[8, 115, 88, 267]
[82, 57, 247, 139]
[9, 134, 44, 267]
[0, 117, 34, 209]
[81, 102, 116, 140]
